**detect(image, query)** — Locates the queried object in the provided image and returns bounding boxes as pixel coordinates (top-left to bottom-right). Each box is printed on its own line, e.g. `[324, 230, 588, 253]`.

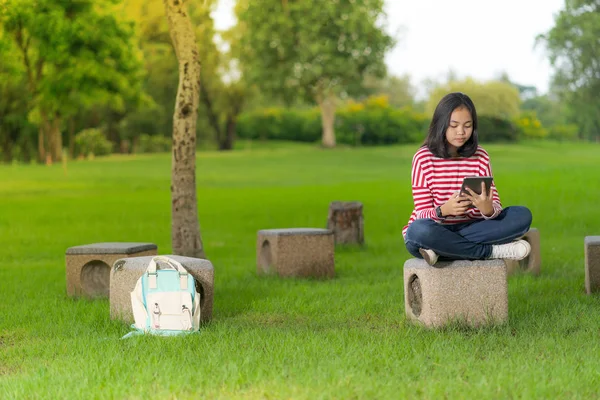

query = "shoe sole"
[419, 248, 438, 266]
[517, 240, 532, 261]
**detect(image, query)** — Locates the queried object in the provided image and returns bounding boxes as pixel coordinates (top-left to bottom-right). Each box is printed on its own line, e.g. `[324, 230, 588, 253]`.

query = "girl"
[403, 92, 532, 266]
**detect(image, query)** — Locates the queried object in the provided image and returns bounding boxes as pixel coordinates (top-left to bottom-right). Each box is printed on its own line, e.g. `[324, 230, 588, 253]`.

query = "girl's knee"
[506, 206, 533, 233]
[513, 206, 533, 226]
[405, 219, 435, 242]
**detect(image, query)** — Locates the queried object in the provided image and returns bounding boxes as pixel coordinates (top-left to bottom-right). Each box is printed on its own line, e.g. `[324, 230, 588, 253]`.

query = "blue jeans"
[404, 206, 532, 261]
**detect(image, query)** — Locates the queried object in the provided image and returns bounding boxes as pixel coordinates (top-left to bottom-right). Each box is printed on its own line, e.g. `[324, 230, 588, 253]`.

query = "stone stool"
[65, 242, 157, 298]
[585, 236, 600, 294]
[505, 228, 541, 276]
[326, 201, 364, 245]
[110, 255, 214, 323]
[257, 228, 335, 278]
[404, 258, 508, 328]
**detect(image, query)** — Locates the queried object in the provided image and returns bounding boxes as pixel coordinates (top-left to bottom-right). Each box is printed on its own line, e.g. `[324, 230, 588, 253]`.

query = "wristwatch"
[435, 206, 444, 218]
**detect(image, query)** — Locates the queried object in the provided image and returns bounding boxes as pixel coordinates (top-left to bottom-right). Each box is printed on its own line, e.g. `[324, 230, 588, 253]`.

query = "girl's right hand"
[440, 191, 472, 216]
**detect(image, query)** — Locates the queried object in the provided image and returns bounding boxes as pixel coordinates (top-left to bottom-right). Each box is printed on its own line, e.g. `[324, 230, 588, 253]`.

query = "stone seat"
[505, 228, 541, 276]
[257, 228, 335, 278]
[110, 255, 214, 324]
[65, 242, 157, 298]
[404, 258, 508, 328]
[585, 236, 600, 294]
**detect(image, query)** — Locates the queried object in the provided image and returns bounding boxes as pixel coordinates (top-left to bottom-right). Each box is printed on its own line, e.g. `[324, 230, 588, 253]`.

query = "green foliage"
[336, 99, 428, 145]
[477, 115, 518, 143]
[3, 0, 145, 114]
[123, 0, 245, 150]
[74, 128, 113, 157]
[521, 94, 569, 129]
[236, 98, 428, 146]
[1, 0, 147, 161]
[358, 74, 417, 108]
[236, 108, 322, 142]
[513, 111, 548, 139]
[427, 78, 521, 120]
[235, 0, 394, 102]
[136, 133, 172, 153]
[538, 0, 600, 140]
[548, 124, 580, 142]
[0, 26, 35, 163]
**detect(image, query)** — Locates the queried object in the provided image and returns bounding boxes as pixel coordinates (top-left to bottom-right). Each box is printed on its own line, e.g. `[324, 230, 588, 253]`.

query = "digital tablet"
[460, 176, 493, 196]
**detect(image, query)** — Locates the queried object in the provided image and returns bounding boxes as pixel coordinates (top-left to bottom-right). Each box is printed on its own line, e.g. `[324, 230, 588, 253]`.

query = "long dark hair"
[424, 92, 479, 158]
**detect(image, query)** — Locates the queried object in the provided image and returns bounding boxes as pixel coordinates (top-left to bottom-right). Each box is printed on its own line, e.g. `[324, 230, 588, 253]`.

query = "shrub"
[136, 134, 172, 153]
[477, 116, 518, 142]
[236, 108, 321, 142]
[74, 128, 113, 158]
[548, 124, 579, 141]
[336, 105, 428, 146]
[236, 100, 428, 146]
[514, 111, 548, 139]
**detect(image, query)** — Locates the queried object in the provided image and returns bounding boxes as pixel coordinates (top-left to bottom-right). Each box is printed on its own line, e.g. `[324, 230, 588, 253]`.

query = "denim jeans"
[404, 206, 532, 261]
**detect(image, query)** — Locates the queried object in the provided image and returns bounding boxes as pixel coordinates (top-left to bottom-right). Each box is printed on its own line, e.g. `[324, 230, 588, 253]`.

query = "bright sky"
[212, 0, 565, 97]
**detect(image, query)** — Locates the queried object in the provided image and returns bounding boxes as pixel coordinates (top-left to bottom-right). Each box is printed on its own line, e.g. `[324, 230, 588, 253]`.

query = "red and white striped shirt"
[402, 145, 502, 238]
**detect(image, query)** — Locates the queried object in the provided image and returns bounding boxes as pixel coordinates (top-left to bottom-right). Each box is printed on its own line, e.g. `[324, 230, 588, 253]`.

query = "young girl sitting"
[403, 92, 532, 266]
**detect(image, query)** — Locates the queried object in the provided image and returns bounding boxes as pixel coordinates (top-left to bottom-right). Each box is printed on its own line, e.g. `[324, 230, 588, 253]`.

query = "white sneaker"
[490, 240, 531, 260]
[419, 248, 439, 266]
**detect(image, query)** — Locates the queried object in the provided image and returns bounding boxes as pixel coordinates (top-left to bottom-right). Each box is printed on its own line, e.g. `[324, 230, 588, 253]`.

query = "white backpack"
[126, 256, 201, 337]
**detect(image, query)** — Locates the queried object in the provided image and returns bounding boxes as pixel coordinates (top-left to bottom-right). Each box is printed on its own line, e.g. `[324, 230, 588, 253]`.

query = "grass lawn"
[1, 140, 599, 399]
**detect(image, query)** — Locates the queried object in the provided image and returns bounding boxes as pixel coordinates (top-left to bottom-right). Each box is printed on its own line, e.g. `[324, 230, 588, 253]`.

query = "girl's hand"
[441, 191, 472, 216]
[464, 182, 494, 216]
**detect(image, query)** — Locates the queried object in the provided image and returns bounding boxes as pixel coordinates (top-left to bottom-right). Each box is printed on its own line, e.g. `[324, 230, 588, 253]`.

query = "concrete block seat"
[257, 228, 335, 278]
[505, 228, 541, 276]
[404, 258, 508, 328]
[110, 255, 214, 323]
[326, 201, 364, 245]
[585, 236, 600, 294]
[65, 242, 157, 298]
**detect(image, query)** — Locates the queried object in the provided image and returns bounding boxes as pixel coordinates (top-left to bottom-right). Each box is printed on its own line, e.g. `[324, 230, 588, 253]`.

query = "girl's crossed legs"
[404, 206, 532, 261]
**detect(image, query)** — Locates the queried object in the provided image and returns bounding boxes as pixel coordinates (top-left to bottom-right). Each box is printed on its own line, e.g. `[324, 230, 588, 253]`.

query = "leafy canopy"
[235, 0, 394, 101]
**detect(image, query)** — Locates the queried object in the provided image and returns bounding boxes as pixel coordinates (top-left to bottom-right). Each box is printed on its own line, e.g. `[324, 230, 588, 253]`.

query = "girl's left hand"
[464, 182, 494, 217]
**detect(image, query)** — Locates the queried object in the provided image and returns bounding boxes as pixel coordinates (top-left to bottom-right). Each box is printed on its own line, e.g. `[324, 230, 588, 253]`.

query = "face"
[445, 106, 473, 155]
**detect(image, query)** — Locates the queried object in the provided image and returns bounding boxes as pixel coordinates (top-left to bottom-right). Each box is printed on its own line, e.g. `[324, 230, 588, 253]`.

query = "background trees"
[426, 78, 521, 120]
[0, 0, 598, 165]
[538, 0, 600, 141]
[1, 0, 145, 163]
[235, 0, 394, 148]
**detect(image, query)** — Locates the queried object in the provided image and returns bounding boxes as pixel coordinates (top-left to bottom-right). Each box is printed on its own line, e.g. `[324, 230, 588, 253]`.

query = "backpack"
[125, 256, 201, 337]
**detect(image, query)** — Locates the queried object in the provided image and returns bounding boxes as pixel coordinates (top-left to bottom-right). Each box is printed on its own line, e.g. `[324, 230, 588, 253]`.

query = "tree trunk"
[199, 74, 223, 147]
[163, 0, 205, 258]
[317, 93, 336, 148]
[37, 125, 45, 164]
[51, 116, 62, 162]
[39, 110, 54, 164]
[220, 115, 236, 151]
[68, 118, 75, 159]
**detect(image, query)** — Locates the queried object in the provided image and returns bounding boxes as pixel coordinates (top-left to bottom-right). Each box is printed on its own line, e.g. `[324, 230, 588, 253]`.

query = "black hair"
[423, 92, 479, 158]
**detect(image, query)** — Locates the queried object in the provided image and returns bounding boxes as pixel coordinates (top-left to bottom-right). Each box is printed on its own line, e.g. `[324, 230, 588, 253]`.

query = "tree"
[359, 74, 416, 108]
[0, 24, 31, 162]
[235, 0, 394, 148]
[196, 1, 247, 151]
[163, 0, 205, 258]
[537, 0, 600, 140]
[123, 0, 246, 151]
[426, 78, 521, 120]
[521, 94, 569, 129]
[1, 0, 145, 163]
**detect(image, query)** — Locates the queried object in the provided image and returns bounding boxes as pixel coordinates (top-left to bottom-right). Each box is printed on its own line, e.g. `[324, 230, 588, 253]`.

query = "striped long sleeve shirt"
[402, 145, 503, 238]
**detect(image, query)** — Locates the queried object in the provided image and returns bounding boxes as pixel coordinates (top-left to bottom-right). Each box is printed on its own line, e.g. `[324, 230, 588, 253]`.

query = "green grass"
[1, 141, 600, 399]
